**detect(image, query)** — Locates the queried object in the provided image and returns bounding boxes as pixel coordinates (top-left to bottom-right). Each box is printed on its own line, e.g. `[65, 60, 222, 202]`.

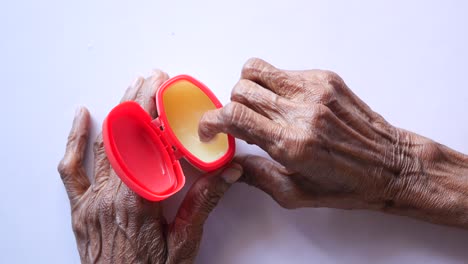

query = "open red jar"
[102, 75, 236, 201]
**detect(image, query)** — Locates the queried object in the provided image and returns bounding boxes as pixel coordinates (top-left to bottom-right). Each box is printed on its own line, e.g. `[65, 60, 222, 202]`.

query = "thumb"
[235, 155, 297, 209]
[167, 163, 242, 262]
[175, 163, 242, 226]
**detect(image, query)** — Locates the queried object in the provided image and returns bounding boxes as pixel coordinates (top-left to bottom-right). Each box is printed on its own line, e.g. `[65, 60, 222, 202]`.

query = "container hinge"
[151, 118, 183, 160]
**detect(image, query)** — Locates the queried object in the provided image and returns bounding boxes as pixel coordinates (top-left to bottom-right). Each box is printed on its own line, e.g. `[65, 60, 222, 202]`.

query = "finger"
[230, 79, 292, 121]
[97, 71, 170, 185]
[96, 76, 142, 187]
[93, 77, 145, 186]
[135, 70, 169, 118]
[93, 133, 109, 186]
[167, 163, 242, 262]
[235, 155, 298, 209]
[198, 102, 285, 155]
[241, 58, 300, 97]
[121, 76, 145, 103]
[175, 163, 242, 226]
[57, 107, 91, 205]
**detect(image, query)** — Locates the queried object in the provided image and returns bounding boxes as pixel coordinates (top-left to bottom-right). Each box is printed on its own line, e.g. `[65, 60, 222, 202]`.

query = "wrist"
[383, 130, 468, 228]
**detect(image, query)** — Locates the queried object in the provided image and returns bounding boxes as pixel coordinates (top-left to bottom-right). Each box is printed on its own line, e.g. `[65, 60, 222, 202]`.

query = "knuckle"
[222, 102, 237, 117]
[67, 132, 77, 145]
[57, 160, 68, 176]
[272, 129, 306, 162]
[71, 216, 86, 238]
[308, 105, 330, 130]
[302, 133, 318, 150]
[222, 103, 244, 128]
[289, 133, 314, 161]
[198, 109, 211, 125]
[242, 57, 264, 75]
[312, 71, 339, 103]
[68, 130, 88, 146]
[319, 70, 346, 92]
[231, 79, 253, 101]
[57, 157, 77, 177]
[194, 183, 223, 212]
[269, 127, 288, 158]
[274, 72, 292, 89]
[421, 141, 444, 162]
[318, 85, 336, 104]
[319, 70, 340, 83]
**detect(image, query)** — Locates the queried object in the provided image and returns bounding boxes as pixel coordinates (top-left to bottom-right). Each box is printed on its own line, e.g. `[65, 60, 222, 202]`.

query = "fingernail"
[221, 163, 243, 184]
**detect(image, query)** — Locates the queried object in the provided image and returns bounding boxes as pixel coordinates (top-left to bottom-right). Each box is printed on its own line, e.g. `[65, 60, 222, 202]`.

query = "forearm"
[383, 131, 468, 228]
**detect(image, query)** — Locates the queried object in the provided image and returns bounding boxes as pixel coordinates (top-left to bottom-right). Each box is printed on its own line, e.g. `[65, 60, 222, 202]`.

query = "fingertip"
[241, 57, 274, 77]
[243, 57, 267, 70]
[121, 76, 144, 102]
[198, 130, 213, 143]
[132, 76, 145, 89]
[151, 69, 169, 81]
[233, 155, 273, 183]
[229, 162, 243, 171]
[71, 106, 90, 133]
[220, 163, 243, 184]
[74, 106, 89, 118]
[74, 106, 83, 117]
[198, 110, 218, 142]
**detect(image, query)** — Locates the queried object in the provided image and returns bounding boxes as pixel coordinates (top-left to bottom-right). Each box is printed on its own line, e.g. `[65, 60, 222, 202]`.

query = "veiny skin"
[199, 58, 468, 228]
[58, 71, 243, 264]
[59, 58, 468, 263]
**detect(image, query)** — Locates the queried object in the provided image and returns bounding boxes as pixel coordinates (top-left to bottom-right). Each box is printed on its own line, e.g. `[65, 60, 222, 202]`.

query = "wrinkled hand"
[199, 58, 419, 210]
[58, 71, 242, 264]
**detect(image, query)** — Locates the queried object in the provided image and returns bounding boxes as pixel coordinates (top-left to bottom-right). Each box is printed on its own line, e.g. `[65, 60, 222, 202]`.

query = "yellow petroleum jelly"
[163, 80, 229, 163]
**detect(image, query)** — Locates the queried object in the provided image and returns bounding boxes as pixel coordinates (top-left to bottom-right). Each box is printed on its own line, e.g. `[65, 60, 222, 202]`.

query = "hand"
[58, 71, 243, 264]
[198, 58, 423, 210]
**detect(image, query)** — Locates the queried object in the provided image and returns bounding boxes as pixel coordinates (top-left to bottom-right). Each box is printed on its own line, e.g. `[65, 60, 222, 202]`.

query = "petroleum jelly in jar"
[163, 80, 229, 163]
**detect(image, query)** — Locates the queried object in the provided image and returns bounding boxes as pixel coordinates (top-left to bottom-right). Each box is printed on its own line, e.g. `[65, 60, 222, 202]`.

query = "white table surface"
[1, 0, 468, 263]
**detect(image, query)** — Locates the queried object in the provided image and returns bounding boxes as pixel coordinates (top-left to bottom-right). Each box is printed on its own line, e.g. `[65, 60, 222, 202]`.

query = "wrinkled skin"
[199, 58, 468, 228]
[58, 71, 243, 264]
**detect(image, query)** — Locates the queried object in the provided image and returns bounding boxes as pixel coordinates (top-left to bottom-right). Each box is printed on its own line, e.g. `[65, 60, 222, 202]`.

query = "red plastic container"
[102, 75, 235, 201]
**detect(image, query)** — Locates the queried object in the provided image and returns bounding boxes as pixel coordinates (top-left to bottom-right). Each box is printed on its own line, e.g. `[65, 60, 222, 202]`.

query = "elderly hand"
[58, 71, 242, 264]
[199, 58, 468, 228]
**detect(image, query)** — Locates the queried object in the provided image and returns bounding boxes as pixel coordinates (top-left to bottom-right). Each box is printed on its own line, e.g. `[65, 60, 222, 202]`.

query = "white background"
[1, 0, 468, 263]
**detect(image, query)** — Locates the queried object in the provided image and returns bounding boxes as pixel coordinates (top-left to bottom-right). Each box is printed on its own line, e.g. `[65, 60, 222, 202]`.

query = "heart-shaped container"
[102, 75, 235, 201]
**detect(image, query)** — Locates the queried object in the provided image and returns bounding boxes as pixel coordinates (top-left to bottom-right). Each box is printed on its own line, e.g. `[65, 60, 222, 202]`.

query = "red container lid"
[102, 75, 235, 201]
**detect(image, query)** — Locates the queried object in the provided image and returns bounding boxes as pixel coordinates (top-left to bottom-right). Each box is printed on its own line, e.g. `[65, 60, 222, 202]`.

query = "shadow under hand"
[195, 183, 468, 264]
